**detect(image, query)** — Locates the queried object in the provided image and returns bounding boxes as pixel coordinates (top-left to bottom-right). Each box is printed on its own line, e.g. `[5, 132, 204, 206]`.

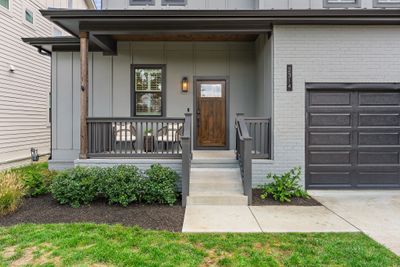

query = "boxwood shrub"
[100, 165, 143, 207]
[50, 164, 178, 207]
[143, 164, 178, 205]
[51, 167, 98, 208]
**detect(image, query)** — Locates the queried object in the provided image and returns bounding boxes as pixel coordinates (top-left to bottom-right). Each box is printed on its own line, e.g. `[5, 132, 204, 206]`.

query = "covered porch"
[24, 9, 275, 206]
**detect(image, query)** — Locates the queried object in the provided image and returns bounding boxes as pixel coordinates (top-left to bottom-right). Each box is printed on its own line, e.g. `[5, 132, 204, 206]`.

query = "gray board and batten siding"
[51, 41, 262, 165]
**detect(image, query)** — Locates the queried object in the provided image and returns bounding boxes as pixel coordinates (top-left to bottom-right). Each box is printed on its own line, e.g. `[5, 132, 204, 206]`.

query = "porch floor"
[192, 150, 236, 160]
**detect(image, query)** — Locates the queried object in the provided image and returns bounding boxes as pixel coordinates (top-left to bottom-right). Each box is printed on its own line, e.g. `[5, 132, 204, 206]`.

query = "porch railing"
[87, 117, 187, 158]
[235, 114, 271, 205]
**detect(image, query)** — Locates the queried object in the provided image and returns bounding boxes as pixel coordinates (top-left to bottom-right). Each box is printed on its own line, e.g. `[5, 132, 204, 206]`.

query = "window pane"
[135, 93, 162, 116]
[328, 0, 356, 2]
[129, 0, 155, 5]
[135, 69, 162, 92]
[0, 0, 9, 9]
[25, 9, 33, 24]
[378, 0, 400, 2]
[162, 0, 186, 5]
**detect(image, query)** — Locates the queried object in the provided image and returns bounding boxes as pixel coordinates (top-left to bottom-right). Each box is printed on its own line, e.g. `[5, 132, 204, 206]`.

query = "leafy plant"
[100, 165, 143, 207]
[12, 162, 57, 197]
[259, 167, 309, 203]
[50, 167, 98, 208]
[143, 164, 178, 205]
[144, 129, 153, 136]
[0, 171, 25, 215]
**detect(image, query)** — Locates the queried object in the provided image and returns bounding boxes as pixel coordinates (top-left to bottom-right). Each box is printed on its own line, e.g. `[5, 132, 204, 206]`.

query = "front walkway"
[310, 190, 400, 256]
[183, 205, 357, 233]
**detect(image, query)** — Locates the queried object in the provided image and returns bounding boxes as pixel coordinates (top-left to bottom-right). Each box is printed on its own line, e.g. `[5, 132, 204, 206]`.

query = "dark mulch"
[252, 189, 322, 206]
[0, 195, 185, 232]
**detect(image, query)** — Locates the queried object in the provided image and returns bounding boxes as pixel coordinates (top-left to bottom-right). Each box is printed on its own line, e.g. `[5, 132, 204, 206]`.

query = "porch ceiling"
[37, 9, 400, 54]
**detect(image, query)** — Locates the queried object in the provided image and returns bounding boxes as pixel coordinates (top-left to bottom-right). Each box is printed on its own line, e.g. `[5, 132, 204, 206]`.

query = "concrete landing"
[183, 205, 358, 233]
[182, 205, 261, 233]
[310, 190, 400, 256]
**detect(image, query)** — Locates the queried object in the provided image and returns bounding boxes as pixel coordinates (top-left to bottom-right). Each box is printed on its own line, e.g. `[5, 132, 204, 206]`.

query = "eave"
[35, 9, 400, 54]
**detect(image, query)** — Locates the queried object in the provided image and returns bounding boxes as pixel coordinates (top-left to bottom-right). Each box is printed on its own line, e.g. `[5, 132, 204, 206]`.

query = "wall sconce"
[181, 77, 189, 93]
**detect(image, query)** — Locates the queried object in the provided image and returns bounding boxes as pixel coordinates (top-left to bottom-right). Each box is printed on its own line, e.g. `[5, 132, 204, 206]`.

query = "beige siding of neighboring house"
[0, 0, 93, 165]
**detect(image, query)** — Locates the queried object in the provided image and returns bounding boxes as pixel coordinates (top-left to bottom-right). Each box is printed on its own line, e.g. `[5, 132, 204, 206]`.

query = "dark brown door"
[306, 86, 400, 189]
[196, 80, 227, 148]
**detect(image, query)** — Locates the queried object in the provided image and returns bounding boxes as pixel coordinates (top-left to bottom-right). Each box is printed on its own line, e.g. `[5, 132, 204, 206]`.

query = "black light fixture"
[181, 77, 189, 93]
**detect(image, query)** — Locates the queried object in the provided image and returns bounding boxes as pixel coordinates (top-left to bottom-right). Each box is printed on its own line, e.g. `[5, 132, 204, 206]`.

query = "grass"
[0, 224, 398, 267]
[0, 172, 25, 215]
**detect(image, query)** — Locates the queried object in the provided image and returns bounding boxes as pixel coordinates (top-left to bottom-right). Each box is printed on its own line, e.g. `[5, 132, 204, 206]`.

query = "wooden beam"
[90, 34, 117, 55]
[80, 32, 89, 159]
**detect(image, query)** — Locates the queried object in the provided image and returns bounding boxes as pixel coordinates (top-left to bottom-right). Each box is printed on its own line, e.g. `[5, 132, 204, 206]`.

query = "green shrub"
[0, 172, 25, 215]
[143, 164, 178, 205]
[100, 165, 143, 207]
[50, 167, 98, 208]
[259, 167, 309, 203]
[50, 164, 179, 207]
[12, 162, 57, 197]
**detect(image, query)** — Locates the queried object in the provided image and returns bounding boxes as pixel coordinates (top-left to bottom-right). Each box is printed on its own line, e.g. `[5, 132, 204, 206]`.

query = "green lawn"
[0, 224, 398, 267]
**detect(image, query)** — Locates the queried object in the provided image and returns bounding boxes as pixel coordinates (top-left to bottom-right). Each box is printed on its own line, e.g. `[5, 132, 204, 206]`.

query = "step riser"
[187, 196, 248, 206]
[190, 183, 243, 192]
[191, 164, 239, 169]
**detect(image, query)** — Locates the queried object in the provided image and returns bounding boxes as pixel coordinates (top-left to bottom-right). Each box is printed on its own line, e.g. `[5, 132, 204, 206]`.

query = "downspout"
[37, 47, 53, 160]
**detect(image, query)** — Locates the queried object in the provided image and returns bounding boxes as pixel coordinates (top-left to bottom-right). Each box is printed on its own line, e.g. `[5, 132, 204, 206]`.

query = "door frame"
[193, 76, 230, 150]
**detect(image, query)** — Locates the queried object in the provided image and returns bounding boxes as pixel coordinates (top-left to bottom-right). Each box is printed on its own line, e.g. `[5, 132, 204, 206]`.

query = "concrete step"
[190, 181, 243, 192]
[187, 195, 248, 206]
[190, 184, 243, 194]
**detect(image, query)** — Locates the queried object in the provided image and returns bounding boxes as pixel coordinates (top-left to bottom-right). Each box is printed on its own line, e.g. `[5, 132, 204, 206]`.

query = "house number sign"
[287, 64, 293, 91]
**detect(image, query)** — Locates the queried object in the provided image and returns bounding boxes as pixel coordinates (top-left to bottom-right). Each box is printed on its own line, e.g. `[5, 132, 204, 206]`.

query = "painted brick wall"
[253, 25, 400, 187]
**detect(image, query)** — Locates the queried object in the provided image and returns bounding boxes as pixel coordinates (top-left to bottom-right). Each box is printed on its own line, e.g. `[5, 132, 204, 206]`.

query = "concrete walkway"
[183, 205, 357, 233]
[310, 190, 400, 256]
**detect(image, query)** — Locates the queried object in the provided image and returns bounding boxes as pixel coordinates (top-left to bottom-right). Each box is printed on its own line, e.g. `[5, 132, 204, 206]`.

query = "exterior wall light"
[181, 77, 189, 93]
[9, 64, 15, 72]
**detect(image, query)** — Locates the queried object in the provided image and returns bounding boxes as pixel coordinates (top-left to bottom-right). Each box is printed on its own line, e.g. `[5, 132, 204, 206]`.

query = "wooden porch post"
[80, 32, 89, 159]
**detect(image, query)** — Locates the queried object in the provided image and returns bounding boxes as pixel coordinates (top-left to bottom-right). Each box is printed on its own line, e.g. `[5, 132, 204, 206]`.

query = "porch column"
[79, 32, 89, 159]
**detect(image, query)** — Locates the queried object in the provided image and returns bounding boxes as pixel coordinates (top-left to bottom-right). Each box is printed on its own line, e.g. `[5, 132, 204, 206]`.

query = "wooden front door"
[196, 80, 227, 148]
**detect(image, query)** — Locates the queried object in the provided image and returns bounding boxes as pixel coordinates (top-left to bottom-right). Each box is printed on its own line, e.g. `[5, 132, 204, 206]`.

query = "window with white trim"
[25, 9, 33, 24]
[323, 0, 361, 7]
[132, 65, 165, 117]
[373, 0, 400, 7]
[0, 0, 9, 9]
[162, 0, 187, 6]
[129, 0, 155, 5]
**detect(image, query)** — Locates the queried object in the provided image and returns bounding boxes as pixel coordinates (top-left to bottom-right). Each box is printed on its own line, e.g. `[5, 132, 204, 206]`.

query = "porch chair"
[113, 123, 137, 152]
[156, 123, 184, 152]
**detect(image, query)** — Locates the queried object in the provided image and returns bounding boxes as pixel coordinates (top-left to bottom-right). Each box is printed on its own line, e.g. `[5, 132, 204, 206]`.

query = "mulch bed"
[252, 189, 322, 206]
[0, 195, 185, 232]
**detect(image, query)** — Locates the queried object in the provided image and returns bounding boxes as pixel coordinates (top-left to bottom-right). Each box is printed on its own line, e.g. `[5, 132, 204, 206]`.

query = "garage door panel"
[306, 85, 400, 189]
[359, 92, 400, 106]
[357, 170, 400, 186]
[309, 132, 351, 146]
[310, 91, 352, 106]
[309, 113, 351, 127]
[358, 151, 399, 165]
[308, 171, 352, 186]
[358, 132, 400, 146]
[309, 151, 352, 165]
[359, 113, 400, 127]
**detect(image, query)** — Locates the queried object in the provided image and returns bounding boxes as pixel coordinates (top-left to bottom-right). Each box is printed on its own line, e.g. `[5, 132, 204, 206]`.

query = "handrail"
[235, 113, 272, 205]
[235, 113, 253, 205]
[181, 113, 192, 207]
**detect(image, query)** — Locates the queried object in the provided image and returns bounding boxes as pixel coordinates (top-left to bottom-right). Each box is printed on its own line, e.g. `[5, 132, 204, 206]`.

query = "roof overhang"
[21, 37, 101, 54]
[35, 9, 400, 54]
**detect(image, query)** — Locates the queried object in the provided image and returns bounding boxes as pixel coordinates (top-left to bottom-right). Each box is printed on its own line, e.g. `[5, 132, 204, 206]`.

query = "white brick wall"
[253, 25, 400, 187]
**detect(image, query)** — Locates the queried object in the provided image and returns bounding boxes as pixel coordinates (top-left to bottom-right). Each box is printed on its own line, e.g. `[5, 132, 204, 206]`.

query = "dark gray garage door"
[306, 83, 400, 189]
